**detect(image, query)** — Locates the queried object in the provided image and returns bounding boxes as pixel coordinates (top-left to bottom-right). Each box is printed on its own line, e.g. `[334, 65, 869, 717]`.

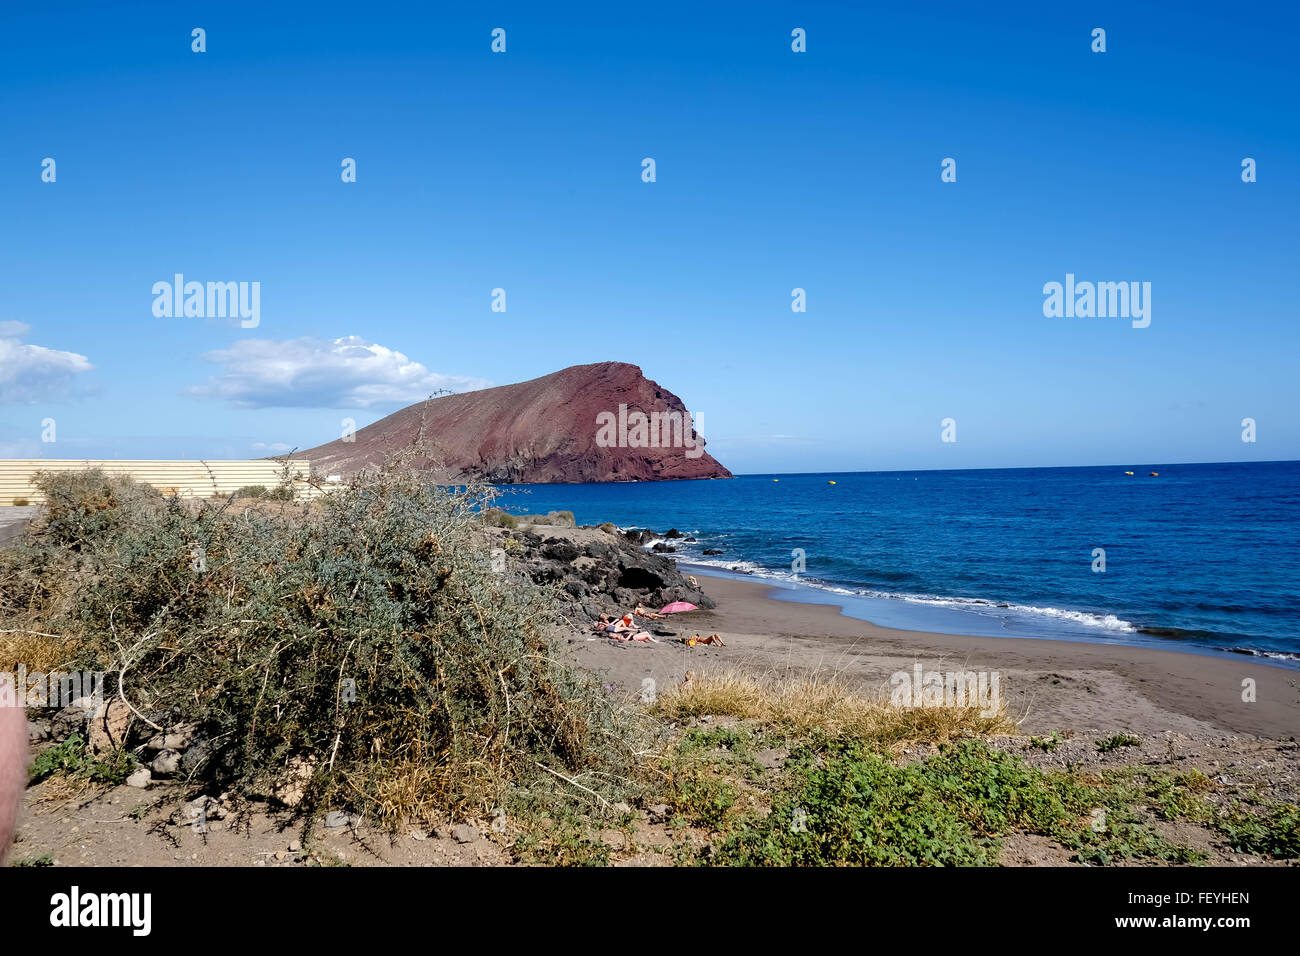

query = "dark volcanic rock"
[584, 541, 615, 560]
[300, 362, 733, 484]
[499, 526, 716, 622]
[541, 538, 580, 562]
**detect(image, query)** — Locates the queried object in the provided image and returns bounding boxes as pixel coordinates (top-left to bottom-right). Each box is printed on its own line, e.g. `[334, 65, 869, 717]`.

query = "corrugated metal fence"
[0, 460, 320, 506]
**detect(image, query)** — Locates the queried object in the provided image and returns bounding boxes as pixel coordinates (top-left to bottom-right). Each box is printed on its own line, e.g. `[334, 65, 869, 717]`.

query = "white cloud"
[0, 323, 94, 404]
[189, 335, 490, 409]
[251, 441, 294, 453]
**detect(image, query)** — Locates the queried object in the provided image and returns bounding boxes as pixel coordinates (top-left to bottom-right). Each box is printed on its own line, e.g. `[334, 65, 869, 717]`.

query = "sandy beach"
[571, 572, 1300, 741]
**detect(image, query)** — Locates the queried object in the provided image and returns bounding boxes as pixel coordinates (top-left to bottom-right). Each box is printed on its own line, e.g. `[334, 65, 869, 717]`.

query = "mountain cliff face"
[300, 362, 733, 483]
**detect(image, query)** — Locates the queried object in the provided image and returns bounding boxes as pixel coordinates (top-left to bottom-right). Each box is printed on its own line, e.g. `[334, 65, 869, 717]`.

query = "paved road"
[0, 506, 38, 546]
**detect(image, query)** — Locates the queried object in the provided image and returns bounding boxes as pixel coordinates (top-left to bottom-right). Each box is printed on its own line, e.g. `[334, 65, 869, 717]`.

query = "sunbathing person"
[608, 629, 659, 643]
[681, 633, 726, 646]
[603, 615, 659, 642]
[633, 603, 665, 619]
[602, 614, 646, 637]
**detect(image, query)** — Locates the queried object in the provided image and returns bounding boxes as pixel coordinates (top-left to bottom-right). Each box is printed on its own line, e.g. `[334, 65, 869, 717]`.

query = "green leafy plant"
[27, 733, 134, 786]
[28, 734, 92, 783]
[1097, 733, 1141, 753]
[1218, 803, 1300, 858]
[705, 739, 1203, 867]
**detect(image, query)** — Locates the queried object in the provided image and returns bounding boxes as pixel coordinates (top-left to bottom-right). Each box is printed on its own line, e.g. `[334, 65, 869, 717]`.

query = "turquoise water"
[493, 461, 1300, 665]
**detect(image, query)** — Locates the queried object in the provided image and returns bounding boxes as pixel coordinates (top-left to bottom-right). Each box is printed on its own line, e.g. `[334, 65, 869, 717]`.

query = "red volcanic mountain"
[300, 362, 733, 483]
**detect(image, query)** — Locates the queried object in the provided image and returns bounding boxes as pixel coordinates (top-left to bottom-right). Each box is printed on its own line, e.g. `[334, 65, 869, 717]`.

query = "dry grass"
[655, 669, 1016, 747]
[26, 773, 99, 806]
[0, 629, 73, 673]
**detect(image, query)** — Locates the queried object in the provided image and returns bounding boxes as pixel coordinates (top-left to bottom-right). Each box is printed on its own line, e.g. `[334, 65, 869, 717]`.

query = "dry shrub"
[0, 467, 656, 829]
[31, 467, 162, 550]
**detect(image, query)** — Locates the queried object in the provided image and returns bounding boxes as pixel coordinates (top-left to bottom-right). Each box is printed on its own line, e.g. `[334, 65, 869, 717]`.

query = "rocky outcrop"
[488, 524, 716, 623]
[300, 362, 732, 483]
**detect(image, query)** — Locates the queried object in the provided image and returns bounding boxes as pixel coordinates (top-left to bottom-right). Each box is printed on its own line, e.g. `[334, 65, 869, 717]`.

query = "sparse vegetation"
[511, 804, 615, 866]
[480, 508, 519, 529]
[1097, 733, 1141, 753]
[644, 672, 1288, 866]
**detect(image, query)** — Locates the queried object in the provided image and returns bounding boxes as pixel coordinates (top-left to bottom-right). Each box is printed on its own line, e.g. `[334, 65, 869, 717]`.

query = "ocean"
[493, 460, 1300, 666]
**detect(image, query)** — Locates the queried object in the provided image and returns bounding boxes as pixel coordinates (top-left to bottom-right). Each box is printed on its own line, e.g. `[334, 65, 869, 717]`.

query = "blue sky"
[1, 1, 1296, 473]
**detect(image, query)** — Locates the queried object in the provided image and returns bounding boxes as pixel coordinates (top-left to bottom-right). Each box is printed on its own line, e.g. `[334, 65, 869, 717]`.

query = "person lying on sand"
[608, 629, 659, 643]
[593, 609, 654, 632]
[601, 614, 660, 643]
[682, 634, 725, 646]
[633, 604, 665, 619]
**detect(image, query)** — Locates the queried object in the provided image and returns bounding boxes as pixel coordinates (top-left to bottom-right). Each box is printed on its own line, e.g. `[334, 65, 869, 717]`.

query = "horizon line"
[731, 458, 1299, 478]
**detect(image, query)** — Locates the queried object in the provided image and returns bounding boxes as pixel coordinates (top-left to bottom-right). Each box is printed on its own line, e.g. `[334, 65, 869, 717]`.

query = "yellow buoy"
[828, 480, 836, 485]
[772, 478, 779, 482]
[1149, 471, 1159, 477]
[1124, 471, 1134, 475]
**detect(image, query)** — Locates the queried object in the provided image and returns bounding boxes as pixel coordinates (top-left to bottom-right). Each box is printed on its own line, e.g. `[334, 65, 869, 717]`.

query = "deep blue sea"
[493, 461, 1300, 666]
